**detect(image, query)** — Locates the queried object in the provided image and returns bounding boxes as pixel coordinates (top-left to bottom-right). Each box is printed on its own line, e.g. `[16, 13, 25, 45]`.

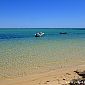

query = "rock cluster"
[69, 70, 85, 85]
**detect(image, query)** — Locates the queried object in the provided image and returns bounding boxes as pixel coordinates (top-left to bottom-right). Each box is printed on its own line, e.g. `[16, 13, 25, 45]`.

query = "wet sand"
[0, 64, 85, 85]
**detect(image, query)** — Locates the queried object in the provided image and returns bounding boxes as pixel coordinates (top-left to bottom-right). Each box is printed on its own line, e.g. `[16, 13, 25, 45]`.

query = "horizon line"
[0, 27, 85, 29]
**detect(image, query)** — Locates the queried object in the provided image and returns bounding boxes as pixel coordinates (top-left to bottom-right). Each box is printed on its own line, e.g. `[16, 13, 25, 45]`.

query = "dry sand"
[0, 64, 85, 85]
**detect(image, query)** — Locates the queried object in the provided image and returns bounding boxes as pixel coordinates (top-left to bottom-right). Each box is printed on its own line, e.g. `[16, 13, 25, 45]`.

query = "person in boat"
[35, 32, 44, 37]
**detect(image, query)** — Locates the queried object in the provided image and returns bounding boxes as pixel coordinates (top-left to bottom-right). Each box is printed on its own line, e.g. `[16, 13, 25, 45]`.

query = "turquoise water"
[0, 28, 85, 78]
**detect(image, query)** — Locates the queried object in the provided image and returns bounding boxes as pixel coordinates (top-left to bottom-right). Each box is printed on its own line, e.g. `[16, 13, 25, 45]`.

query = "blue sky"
[0, 0, 85, 28]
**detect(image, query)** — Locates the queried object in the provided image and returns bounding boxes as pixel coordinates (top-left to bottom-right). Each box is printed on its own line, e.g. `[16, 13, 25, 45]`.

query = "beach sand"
[0, 64, 85, 85]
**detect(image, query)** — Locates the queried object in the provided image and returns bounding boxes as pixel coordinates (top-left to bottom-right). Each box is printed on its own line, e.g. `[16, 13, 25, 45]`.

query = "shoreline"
[0, 64, 85, 85]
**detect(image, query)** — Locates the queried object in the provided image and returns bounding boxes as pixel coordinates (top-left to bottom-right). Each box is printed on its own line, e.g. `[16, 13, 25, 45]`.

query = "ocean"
[0, 28, 85, 78]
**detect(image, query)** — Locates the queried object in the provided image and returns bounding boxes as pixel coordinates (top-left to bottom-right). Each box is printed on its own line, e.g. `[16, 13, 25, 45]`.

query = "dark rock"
[63, 78, 65, 80]
[69, 78, 85, 85]
[44, 81, 50, 84]
[74, 70, 85, 78]
[46, 80, 50, 82]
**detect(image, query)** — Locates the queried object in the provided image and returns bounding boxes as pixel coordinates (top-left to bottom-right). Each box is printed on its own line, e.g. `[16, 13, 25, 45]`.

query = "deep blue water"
[0, 28, 85, 40]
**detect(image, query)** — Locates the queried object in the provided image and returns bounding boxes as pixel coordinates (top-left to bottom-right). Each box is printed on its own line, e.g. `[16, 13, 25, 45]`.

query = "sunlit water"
[0, 28, 85, 78]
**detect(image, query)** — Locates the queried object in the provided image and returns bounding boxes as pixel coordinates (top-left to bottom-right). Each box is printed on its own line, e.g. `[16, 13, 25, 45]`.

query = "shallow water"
[0, 28, 85, 78]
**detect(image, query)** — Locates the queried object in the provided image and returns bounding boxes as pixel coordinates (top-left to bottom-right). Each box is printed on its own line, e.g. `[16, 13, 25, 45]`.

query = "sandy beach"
[0, 64, 85, 85]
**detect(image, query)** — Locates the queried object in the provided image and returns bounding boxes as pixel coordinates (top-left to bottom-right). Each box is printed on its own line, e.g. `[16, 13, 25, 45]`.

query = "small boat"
[59, 32, 67, 34]
[35, 32, 44, 37]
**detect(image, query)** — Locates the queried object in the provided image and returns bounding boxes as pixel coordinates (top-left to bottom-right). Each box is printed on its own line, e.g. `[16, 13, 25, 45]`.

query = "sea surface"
[0, 28, 85, 79]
